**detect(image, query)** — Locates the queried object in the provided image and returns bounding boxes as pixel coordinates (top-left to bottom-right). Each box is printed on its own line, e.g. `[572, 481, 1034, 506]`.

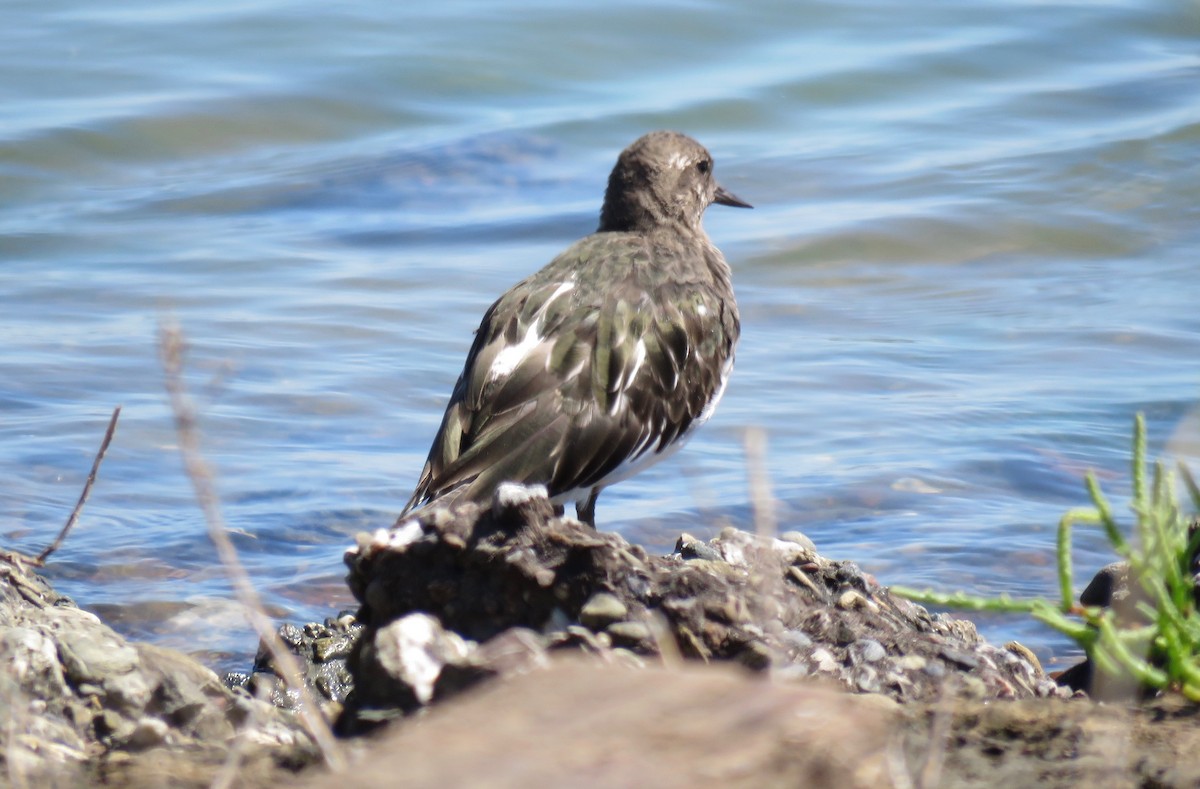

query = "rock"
[854, 638, 887, 663]
[779, 530, 817, 553]
[674, 532, 723, 561]
[341, 489, 1066, 725]
[606, 621, 652, 648]
[360, 613, 473, 708]
[306, 657, 898, 789]
[243, 609, 364, 716]
[6, 492, 1200, 789]
[0, 552, 317, 786]
[300, 657, 1200, 789]
[341, 614, 560, 734]
[579, 592, 628, 629]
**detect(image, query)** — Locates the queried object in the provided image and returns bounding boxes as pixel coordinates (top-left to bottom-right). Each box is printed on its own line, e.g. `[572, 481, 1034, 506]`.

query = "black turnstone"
[402, 130, 751, 526]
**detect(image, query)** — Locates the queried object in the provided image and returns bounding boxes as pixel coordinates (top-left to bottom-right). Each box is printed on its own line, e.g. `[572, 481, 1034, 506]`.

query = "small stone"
[606, 621, 651, 647]
[674, 533, 722, 562]
[938, 647, 980, 670]
[313, 634, 356, 663]
[854, 639, 886, 663]
[960, 675, 988, 699]
[855, 666, 880, 693]
[224, 671, 251, 690]
[774, 663, 810, 681]
[837, 590, 876, 611]
[369, 613, 473, 706]
[786, 566, 821, 595]
[561, 625, 610, 652]
[543, 607, 572, 635]
[834, 562, 867, 589]
[1, 627, 68, 697]
[124, 718, 169, 750]
[810, 647, 839, 674]
[278, 624, 305, 650]
[781, 629, 812, 650]
[895, 654, 928, 671]
[103, 668, 152, 709]
[737, 641, 774, 670]
[779, 530, 817, 553]
[855, 692, 901, 714]
[623, 572, 651, 598]
[58, 630, 139, 685]
[608, 648, 647, 669]
[247, 672, 292, 709]
[95, 709, 134, 742]
[1004, 641, 1043, 674]
[580, 593, 628, 630]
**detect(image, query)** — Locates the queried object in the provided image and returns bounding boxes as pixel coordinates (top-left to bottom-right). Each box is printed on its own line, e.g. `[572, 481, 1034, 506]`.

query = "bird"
[401, 130, 751, 527]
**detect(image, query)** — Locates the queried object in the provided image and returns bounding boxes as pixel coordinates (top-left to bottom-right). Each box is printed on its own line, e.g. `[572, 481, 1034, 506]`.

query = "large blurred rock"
[309, 657, 897, 789]
[303, 655, 1200, 789]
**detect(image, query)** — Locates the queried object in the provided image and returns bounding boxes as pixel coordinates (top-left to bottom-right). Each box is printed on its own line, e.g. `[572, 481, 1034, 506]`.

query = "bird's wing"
[403, 235, 736, 512]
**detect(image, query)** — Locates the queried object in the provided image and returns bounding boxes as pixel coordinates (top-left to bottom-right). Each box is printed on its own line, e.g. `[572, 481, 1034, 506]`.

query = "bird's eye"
[696, 159, 711, 174]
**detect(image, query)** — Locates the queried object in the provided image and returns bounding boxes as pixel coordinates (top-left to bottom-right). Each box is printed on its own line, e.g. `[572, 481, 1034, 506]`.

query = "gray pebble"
[606, 621, 651, 647]
[580, 593, 629, 630]
[854, 639, 886, 663]
[779, 530, 817, 553]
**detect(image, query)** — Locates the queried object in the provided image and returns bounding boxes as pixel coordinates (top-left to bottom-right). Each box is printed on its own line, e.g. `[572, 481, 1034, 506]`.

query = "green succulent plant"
[894, 414, 1200, 701]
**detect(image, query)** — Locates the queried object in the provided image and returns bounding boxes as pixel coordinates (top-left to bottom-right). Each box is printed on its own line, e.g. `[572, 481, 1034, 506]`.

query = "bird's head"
[599, 130, 751, 234]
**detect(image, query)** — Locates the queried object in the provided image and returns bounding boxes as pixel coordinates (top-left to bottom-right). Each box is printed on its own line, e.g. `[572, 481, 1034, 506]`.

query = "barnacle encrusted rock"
[340, 486, 1064, 726]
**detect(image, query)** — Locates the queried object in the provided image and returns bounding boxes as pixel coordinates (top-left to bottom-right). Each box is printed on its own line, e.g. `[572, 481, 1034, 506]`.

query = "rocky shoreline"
[3, 487, 1198, 787]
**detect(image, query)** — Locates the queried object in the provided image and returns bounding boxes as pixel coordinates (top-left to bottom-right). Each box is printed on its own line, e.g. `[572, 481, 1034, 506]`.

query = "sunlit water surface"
[3, 0, 1199, 674]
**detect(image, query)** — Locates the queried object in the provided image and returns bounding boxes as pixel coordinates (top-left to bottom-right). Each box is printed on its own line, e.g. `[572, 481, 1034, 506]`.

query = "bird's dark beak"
[713, 184, 752, 209]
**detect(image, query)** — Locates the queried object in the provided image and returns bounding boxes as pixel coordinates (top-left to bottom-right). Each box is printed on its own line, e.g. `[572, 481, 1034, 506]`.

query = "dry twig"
[158, 320, 345, 773]
[35, 406, 122, 565]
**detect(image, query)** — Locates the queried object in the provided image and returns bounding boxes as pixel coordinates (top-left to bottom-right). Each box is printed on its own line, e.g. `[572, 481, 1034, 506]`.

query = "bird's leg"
[575, 488, 600, 527]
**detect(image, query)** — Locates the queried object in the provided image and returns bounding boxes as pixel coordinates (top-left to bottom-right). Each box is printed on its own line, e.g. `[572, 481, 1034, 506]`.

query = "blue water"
[2, 0, 1198, 673]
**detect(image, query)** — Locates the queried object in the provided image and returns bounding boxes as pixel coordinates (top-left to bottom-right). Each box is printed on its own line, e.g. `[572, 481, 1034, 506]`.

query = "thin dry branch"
[158, 320, 345, 773]
[36, 405, 122, 565]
